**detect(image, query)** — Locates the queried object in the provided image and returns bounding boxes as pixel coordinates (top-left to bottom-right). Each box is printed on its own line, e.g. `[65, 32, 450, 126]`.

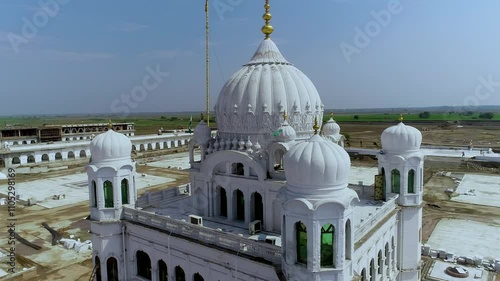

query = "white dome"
[215, 39, 323, 141]
[90, 129, 132, 163]
[284, 134, 350, 195]
[381, 122, 422, 153]
[275, 120, 296, 142]
[322, 117, 340, 136]
[193, 120, 212, 145]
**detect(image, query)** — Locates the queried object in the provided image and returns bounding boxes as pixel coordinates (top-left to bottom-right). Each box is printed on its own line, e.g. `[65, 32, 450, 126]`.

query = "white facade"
[88, 19, 424, 281]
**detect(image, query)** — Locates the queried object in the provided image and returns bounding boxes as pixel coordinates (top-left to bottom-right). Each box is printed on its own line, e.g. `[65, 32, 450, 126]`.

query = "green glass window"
[193, 273, 204, 281]
[92, 181, 97, 207]
[121, 179, 129, 204]
[408, 170, 415, 193]
[103, 181, 114, 208]
[391, 169, 400, 194]
[321, 224, 334, 267]
[296, 222, 307, 265]
[175, 266, 185, 281]
[136, 251, 151, 280]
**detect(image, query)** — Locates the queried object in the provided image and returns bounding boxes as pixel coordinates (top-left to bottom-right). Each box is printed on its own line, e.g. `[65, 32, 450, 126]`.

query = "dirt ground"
[1, 122, 499, 280]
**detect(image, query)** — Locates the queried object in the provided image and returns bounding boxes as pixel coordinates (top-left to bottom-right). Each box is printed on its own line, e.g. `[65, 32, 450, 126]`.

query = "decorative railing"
[354, 195, 398, 241]
[123, 207, 282, 264]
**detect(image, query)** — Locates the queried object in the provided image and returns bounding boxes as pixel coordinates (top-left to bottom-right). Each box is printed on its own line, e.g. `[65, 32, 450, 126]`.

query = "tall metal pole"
[205, 0, 210, 126]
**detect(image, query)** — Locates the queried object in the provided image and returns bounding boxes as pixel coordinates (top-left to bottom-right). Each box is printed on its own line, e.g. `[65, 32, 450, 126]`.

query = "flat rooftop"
[426, 218, 500, 260]
[451, 174, 500, 208]
[0, 173, 175, 209]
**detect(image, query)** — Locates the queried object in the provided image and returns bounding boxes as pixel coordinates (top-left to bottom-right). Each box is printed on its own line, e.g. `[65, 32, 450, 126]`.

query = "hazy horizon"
[1, 0, 500, 116]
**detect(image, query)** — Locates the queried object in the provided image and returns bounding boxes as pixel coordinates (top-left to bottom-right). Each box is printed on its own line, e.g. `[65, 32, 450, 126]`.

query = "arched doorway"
[68, 151, 75, 159]
[158, 260, 168, 281]
[147, 143, 153, 150]
[95, 256, 102, 281]
[136, 251, 151, 280]
[55, 153, 63, 161]
[219, 187, 227, 217]
[41, 154, 49, 162]
[345, 219, 352, 260]
[27, 155, 35, 163]
[175, 266, 185, 281]
[12, 157, 20, 165]
[22, 141, 27, 145]
[234, 189, 245, 221]
[80, 150, 87, 158]
[193, 273, 204, 281]
[106, 257, 118, 281]
[391, 169, 400, 194]
[121, 179, 129, 204]
[0, 158, 5, 168]
[139, 144, 145, 151]
[251, 192, 263, 224]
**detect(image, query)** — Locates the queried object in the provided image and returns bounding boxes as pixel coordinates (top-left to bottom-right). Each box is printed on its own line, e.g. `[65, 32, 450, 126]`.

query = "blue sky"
[1, 0, 500, 116]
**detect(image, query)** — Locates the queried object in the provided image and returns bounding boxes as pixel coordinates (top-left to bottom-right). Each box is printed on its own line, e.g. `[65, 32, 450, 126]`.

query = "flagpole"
[205, 0, 210, 127]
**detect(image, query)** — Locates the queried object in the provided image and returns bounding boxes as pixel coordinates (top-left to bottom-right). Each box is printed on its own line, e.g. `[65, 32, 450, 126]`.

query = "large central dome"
[215, 39, 324, 144]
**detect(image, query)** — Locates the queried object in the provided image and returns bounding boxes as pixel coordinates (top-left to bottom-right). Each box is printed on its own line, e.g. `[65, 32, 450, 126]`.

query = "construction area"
[0, 121, 498, 280]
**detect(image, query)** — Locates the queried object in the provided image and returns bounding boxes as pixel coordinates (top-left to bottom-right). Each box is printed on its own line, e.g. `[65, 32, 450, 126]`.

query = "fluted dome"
[215, 39, 323, 142]
[90, 129, 132, 163]
[193, 120, 212, 145]
[381, 122, 422, 153]
[322, 117, 340, 136]
[284, 134, 350, 195]
[275, 120, 296, 142]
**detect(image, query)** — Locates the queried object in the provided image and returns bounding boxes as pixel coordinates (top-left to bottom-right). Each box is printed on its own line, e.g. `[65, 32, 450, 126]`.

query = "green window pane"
[408, 170, 415, 193]
[121, 179, 129, 204]
[391, 169, 400, 194]
[296, 222, 307, 265]
[321, 224, 334, 267]
[103, 181, 114, 208]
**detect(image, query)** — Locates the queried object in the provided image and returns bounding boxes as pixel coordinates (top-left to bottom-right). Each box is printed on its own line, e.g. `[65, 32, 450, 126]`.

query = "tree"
[353, 115, 359, 120]
[418, 111, 431, 118]
[478, 112, 494, 119]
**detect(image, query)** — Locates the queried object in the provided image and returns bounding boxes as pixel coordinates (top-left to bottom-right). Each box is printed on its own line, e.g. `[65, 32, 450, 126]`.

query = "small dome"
[381, 122, 422, 153]
[322, 117, 340, 136]
[193, 120, 212, 145]
[284, 134, 350, 195]
[90, 129, 132, 163]
[275, 120, 296, 142]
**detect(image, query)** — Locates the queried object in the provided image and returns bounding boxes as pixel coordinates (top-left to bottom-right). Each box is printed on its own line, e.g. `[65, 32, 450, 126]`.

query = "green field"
[1, 111, 499, 135]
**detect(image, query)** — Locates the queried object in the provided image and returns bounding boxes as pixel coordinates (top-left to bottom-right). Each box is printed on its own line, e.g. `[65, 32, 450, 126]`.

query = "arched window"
[235, 189, 244, 221]
[55, 152, 62, 161]
[219, 187, 227, 217]
[27, 155, 35, 163]
[107, 257, 118, 281]
[391, 169, 400, 194]
[361, 268, 366, 281]
[41, 154, 49, 162]
[370, 259, 375, 281]
[92, 181, 97, 207]
[274, 149, 284, 171]
[408, 169, 415, 193]
[345, 219, 352, 260]
[68, 151, 75, 159]
[251, 192, 263, 224]
[175, 266, 185, 281]
[296, 222, 307, 265]
[80, 150, 87, 158]
[12, 157, 20, 165]
[95, 256, 102, 281]
[381, 168, 386, 193]
[158, 260, 168, 281]
[193, 273, 204, 281]
[378, 250, 383, 275]
[321, 224, 334, 267]
[121, 179, 129, 204]
[232, 162, 244, 176]
[136, 251, 151, 280]
[103, 181, 114, 208]
[385, 243, 390, 276]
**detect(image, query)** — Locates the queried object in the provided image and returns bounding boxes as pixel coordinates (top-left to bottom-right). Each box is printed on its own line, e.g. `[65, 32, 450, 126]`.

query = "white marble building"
[87, 3, 424, 280]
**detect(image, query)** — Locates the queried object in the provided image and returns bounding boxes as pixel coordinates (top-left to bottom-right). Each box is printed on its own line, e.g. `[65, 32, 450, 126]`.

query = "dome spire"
[261, 0, 273, 39]
[283, 110, 287, 121]
[399, 113, 404, 123]
[313, 115, 320, 134]
[108, 119, 113, 129]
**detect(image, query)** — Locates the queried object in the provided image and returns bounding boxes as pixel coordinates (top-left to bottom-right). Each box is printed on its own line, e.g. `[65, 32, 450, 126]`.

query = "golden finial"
[261, 0, 273, 39]
[399, 114, 403, 122]
[330, 112, 334, 118]
[283, 110, 287, 121]
[108, 119, 113, 129]
[200, 112, 204, 122]
[313, 115, 320, 134]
